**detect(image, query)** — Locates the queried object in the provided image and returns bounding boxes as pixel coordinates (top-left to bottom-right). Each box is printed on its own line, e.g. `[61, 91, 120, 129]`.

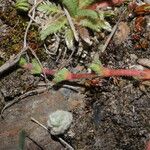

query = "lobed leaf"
[15, 0, 29, 11]
[79, 19, 100, 32]
[76, 9, 98, 19]
[61, 0, 78, 16]
[37, 1, 60, 15]
[40, 16, 67, 40]
[98, 20, 112, 32]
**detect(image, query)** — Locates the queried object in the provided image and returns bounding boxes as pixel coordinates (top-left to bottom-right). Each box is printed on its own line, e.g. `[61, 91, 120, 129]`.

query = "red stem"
[103, 68, 150, 79]
[69, 73, 95, 80]
[22, 64, 150, 80]
[42, 68, 55, 75]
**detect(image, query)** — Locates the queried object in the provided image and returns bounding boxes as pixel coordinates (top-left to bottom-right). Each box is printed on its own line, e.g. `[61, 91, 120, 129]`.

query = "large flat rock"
[0, 90, 69, 150]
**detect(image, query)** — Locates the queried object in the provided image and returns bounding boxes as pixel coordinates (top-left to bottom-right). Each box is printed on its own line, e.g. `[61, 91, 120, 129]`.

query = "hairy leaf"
[65, 28, 74, 49]
[89, 57, 103, 75]
[79, 19, 100, 32]
[37, 1, 60, 15]
[19, 57, 27, 66]
[76, 9, 98, 19]
[16, 0, 29, 11]
[31, 59, 42, 74]
[53, 68, 70, 83]
[98, 20, 112, 31]
[61, 0, 78, 16]
[40, 16, 67, 40]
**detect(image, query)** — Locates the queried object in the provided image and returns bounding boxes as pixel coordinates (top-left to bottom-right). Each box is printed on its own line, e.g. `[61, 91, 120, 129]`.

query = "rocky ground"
[0, 0, 150, 150]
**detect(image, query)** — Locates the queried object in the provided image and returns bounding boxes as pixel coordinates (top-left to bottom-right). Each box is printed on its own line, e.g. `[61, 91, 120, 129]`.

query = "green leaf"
[61, 0, 78, 16]
[97, 12, 112, 31]
[89, 63, 101, 75]
[40, 16, 67, 40]
[31, 59, 42, 74]
[53, 68, 70, 83]
[15, 0, 29, 11]
[79, 19, 100, 32]
[37, 1, 60, 15]
[18, 130, 26, 150]
[76, 9, 98, 19]
[79, 0, 95, 8]
[98, 20, 112, 32]
[19, 57, 27, 66]
[89, 56, 103, 75]
[65, 28, 74, 49]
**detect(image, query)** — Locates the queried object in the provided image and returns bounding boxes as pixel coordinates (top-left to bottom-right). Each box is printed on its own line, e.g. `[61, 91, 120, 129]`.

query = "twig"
[58, 137, 74, 150]
[28, 0, 43, 23]
[24, 18, 32, 48]
[1, 87, 47, 118]
[26, 0, 50, 86]
[0, 47, 27, 75]
[28, 47, 49, 88]
[31, 117, 48, 130]
[101, 8, 126, 53]
[31, 117, 74, 150]
[63, 7, 79, 42]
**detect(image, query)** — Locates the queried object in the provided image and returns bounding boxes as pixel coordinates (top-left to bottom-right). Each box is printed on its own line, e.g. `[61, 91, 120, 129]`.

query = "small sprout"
[19, 57, 27, 66]
[53, 68, 71, 83]
[15, 0, 30, 12]
[89, 59, 104, 75]
[47, 110, 73, 135]
[31, 59, 42, 74]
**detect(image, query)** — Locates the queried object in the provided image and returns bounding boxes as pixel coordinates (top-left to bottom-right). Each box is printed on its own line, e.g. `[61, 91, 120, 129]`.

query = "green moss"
[0, 5, 44, 61]
[0, 60, 5, 66]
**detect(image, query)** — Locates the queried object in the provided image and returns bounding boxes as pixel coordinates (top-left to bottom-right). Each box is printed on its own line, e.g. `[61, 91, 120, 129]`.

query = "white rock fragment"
[137, 58, 150, 68]
[129, 65, 144, 70]
[47, 110, 73, 135]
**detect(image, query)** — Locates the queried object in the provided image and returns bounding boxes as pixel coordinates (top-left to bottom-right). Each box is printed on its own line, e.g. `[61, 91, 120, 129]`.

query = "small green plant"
[37, 0, 112, 41]
[15, 0, 30, 11]
[19, 57, 150, 83]
[15, 0, 112, 49]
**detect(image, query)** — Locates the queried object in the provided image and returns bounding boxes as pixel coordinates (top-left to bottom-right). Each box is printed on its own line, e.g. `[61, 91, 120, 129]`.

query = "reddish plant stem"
[42, 68, 55, 75]
[68, 73, 96, 80]
[22, 63, 150, 80]
[23, 64, 56, 75]
[102, 68, 150, 79]
[23, 63, 33, 70]
[146, 140, 150, 150]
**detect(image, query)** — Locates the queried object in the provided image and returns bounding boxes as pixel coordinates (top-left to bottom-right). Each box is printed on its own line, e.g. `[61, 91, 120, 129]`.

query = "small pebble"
[137, 58, 150, 68]
[129, 65, 144, 70]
